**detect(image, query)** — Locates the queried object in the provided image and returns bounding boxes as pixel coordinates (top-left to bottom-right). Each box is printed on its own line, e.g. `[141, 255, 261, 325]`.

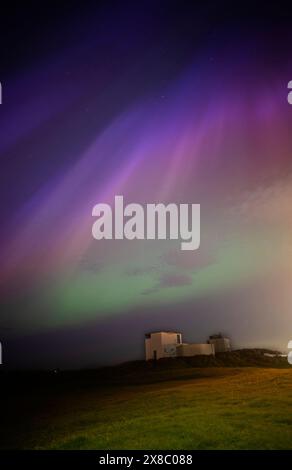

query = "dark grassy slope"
[0, 348, 288, 390]
[0, 349, 291, 450]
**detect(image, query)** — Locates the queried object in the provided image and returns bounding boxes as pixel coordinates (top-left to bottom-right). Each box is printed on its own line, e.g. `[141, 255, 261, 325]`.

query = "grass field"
[1, 356, 292, 449]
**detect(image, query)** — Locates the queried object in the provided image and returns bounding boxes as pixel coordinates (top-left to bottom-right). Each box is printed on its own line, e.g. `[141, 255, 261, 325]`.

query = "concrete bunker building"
[145, 331, 231, 360]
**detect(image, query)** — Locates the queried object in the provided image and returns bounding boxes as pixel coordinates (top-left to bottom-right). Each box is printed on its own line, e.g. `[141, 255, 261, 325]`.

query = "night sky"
[1, 1, 292, 368]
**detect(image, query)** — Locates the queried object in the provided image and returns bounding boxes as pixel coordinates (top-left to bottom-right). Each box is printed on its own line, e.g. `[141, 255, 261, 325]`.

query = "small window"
[177, 334, 181, 344]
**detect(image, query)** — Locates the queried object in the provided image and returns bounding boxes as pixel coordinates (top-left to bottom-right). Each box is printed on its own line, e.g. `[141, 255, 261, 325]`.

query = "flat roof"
[145, 331, 181, 337]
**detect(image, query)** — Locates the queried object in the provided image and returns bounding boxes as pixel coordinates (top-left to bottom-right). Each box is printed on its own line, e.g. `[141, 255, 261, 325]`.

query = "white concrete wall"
[176, 343, 215, 357]
[209, 338, 231, 353]
[145, 337, 152, 361]
[145, 332, 181, 360]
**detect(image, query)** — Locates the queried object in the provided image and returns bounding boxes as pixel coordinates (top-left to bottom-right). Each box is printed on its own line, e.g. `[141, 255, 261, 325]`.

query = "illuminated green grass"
[3, 366, 292, 450]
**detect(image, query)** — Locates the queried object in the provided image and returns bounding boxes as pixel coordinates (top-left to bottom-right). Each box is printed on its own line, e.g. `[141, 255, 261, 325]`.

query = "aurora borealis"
[1, 1, 292, 367]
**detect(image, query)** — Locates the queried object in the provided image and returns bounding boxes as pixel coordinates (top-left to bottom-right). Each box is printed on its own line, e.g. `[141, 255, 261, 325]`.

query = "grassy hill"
[0, 349, 291, 450]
